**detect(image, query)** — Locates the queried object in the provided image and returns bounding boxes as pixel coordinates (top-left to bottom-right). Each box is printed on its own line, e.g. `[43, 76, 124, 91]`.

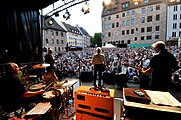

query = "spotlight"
[81, 2, 90, 15]
[54, 12, 59, 17]
[63, 9, 70, 20]
[47, 18, 54, 26]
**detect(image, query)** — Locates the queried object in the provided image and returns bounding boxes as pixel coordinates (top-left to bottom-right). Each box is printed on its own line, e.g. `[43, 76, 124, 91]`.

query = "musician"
[44, 48, 54, 70]
[0, 62, 44, 113]
[142, 41, 179, 91]
[91, 47, 106, 88]
[42, 67, 58, 86]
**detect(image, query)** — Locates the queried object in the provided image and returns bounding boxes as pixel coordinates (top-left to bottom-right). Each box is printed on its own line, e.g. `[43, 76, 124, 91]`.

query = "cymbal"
[33, 63, 50, 69]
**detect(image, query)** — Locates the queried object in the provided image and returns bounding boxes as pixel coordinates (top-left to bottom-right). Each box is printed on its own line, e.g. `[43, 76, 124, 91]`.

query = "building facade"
[42, 17, 67, 53]
[167, 1, 181, 46]
[102, 0, 181, 47]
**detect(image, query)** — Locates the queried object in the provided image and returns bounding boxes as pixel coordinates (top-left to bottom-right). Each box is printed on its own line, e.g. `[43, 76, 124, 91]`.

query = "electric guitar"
[122, 63, 142, 71]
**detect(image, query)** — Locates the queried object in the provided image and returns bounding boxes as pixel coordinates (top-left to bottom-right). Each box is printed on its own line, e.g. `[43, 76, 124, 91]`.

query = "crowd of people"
[53, 41, 181, 91]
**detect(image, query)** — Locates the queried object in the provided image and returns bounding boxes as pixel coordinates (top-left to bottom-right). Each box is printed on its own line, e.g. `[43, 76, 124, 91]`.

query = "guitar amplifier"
[74, 86, 115, 120]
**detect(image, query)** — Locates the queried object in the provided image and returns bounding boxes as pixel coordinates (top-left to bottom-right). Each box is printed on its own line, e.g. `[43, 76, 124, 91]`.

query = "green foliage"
[90, 32, 102, 47]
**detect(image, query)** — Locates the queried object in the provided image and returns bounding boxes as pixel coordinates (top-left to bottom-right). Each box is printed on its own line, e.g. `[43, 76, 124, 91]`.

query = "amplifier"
[74, 86, 115, 119]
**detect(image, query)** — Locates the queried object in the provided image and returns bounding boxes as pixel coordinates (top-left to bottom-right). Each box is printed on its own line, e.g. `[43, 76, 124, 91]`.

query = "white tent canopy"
[102, 44, 116, 49]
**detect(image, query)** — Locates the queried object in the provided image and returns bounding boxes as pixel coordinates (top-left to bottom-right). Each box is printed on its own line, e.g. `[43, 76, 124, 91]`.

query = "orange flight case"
[74, 86, 115, 120]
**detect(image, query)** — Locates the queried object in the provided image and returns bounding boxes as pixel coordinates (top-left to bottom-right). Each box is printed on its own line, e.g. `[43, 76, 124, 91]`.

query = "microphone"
[20, 65, 28, 70]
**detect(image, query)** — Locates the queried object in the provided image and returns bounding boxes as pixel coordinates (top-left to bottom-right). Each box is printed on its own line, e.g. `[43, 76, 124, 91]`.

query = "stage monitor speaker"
[74, 86, 115, 119]
[79, 71, 93, 82]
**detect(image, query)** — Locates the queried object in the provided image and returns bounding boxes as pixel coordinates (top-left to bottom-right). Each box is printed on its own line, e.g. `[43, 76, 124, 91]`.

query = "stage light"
[63, 9, 70, 20]
[47, 18, 54, 26]
[81, 2, 90, 15]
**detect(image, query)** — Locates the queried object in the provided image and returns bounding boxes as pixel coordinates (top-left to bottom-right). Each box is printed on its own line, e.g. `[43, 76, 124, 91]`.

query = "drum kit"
[32, 63, 50, 69]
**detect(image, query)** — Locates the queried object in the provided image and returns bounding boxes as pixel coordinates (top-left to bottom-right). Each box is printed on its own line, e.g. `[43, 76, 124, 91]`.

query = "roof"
[43, 16, 66, 32]
[63, 22, 81, 35]
[1, 0, 59, 10]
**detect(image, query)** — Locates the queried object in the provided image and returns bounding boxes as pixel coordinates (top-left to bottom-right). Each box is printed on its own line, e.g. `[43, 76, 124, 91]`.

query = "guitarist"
[141, 41, 179, 91]
[91, 47, 107, 89]
[122, 42, 179, 91]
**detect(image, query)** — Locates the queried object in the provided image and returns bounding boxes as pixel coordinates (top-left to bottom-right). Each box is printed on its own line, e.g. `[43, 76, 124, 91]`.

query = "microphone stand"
[72, 51, 86, 86]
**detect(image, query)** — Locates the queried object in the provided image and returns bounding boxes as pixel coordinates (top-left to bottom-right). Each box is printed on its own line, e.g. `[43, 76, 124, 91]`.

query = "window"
[122, 30, 125, 35]
[142, 8, 146, 13]
[131, 19, 135, 25]
[104, 24, 107, 30]
[46, 38, 48, 44]
[141, 17, 145, 23]
[174, 6, 178, 11]
[112, 23, 115, 28]
[156, 5, 160, 10]
[155, 26, 160, 31]
[141, 36, 145, 40]
[179, 23, 181, 28]
[116, 14, 119, 18]
[126, 20, 130, 26]
[147, 16, 152, 22]
[126, 30, 129, 34]
[122, 13, 125, 17]
[147, 6, 153, 12]
[108, 23, 111, 29]
[56, 31, 58, 36]
[56, 39, 59, 44]
[144, 0, 149, 3]
[155, 35, 159, 39]
[173, 23, 177, 29]
[122, 21, 125, 27]
[141, 28, 145, 33]
[173, 14, 177, 20]
[131, 29, 134, 34]
[61, 32, 63, 37]
[104, 17, 107, 21]
[116, 22, 119, 27]
[131, 10, 135, 15]
[172, 32, 176, 37]
[108, 16, 111, 20]
[179, 31, 181, 37]
[126, 12, 130, 16]
[134, 37, 137, 41]
[122, 2, 129, 9]
[61, 40, 63, 44]
[156, 14, 160, 21]
[146, 36, 152, 40]
[108, 32, 111, 37]
[147, 27, 152, 32]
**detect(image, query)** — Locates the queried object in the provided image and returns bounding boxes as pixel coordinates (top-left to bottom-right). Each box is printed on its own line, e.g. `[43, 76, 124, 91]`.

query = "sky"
[42, 0, 104, 36]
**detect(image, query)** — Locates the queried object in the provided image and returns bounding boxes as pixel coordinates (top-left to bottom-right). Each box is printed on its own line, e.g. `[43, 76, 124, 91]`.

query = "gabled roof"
[62, 22, 81, 35]
[79, 27, 90, 36]
[43, 16, 66, 32]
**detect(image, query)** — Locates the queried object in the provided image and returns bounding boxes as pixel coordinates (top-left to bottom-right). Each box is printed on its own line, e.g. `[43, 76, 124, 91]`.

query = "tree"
[90, 32, 102, 47]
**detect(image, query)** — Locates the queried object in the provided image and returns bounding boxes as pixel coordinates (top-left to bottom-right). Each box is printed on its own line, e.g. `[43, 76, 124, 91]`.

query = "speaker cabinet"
[74, 86, 115, 119]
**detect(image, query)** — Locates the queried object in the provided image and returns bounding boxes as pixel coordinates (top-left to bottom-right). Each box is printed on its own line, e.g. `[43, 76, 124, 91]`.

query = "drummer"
[0, 62, 44, 113]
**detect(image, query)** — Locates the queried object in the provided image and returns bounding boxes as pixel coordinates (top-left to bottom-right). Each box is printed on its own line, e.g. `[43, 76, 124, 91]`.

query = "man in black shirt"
[142, 41, 179, 91]
[0, 62, 44, 113]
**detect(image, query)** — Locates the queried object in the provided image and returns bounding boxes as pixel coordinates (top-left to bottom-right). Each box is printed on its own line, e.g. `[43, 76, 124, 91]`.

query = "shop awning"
[128, 43, 151, 48]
